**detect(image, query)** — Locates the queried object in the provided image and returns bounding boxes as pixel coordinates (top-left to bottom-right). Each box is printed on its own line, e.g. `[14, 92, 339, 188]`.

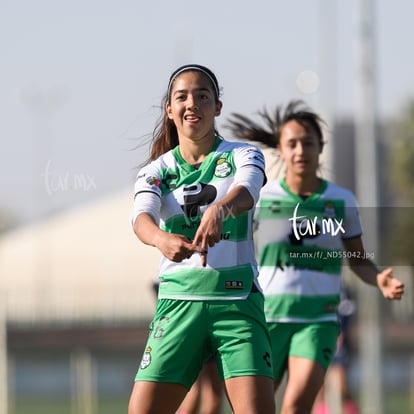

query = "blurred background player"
[312, 285, 359, 414]
[225, 100, 405, 414]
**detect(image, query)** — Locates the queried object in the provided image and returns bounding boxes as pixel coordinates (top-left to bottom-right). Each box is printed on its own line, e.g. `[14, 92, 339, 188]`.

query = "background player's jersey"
[133, 136, 266, 300]
[255, 178, 362, 323]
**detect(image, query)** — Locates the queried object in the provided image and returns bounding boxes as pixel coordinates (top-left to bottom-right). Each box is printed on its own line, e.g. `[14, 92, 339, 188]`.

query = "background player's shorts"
[135, 292, 274, 389]
[267, 321, 339, 381]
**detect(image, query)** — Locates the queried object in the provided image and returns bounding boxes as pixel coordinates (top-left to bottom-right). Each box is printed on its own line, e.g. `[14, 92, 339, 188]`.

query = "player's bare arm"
[342, 236, 404, 300]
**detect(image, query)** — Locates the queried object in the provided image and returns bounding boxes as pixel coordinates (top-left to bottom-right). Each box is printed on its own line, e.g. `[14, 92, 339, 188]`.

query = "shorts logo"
[322, 347, 333, 361]
[263, 351, 271, 368]
[225, 281, 244, 289]
[140, 346, 152, 369]
[214, 158, 232, 178]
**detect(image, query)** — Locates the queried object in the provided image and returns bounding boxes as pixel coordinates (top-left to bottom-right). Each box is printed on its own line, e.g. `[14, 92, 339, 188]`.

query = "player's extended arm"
[342, 236, 404, 300]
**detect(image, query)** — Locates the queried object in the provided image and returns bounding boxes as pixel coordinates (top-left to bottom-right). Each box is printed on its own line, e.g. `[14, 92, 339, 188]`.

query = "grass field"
[10, 392, 412, 414]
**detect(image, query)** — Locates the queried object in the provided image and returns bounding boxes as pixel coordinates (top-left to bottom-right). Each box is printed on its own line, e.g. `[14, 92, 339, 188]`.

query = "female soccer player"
[225, 100, 404, 414]
[128, 64, 275, 414]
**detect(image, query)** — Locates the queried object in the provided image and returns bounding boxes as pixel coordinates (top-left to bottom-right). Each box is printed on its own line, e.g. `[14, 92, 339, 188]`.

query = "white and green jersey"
[133, 136, 266, 301]
[255, 178, 362, 323]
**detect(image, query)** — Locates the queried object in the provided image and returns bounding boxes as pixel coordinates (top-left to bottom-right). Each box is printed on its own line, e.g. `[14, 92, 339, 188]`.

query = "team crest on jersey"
[323, 201, 336, 219]
[140, 346, 152, 369]
[214, 158, 232, 178]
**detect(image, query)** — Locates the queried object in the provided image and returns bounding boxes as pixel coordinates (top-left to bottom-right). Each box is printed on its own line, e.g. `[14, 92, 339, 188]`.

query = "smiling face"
[278, 119, 322, 179]
[166, 71, 222, 143]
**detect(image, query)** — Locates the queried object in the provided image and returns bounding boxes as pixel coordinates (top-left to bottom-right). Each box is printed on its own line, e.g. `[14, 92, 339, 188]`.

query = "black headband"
[167, 64, 220, 101]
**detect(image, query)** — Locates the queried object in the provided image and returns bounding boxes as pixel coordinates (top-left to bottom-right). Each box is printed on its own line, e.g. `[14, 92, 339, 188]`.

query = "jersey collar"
[173, 135, 222, 173]
[279, 177, 327, 203]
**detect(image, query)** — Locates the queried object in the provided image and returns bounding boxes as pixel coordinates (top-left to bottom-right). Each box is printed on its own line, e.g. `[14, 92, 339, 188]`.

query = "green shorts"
[268, 322, 339, 381]
[135, 292, 274, 389]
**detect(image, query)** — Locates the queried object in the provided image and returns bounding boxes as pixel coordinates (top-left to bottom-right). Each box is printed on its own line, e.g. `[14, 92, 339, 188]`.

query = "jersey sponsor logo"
[324, 303, 337, 313]
[162, 173, 178, 190]
[140, 347, 152, 369]
[268, 200, 281, 213]
[225, 280, 244, 289]
[214, 158, 232, 178]
[145, 176, 161, 187]
[181, 183, 217, 218]
[246, 148, 265, 162]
